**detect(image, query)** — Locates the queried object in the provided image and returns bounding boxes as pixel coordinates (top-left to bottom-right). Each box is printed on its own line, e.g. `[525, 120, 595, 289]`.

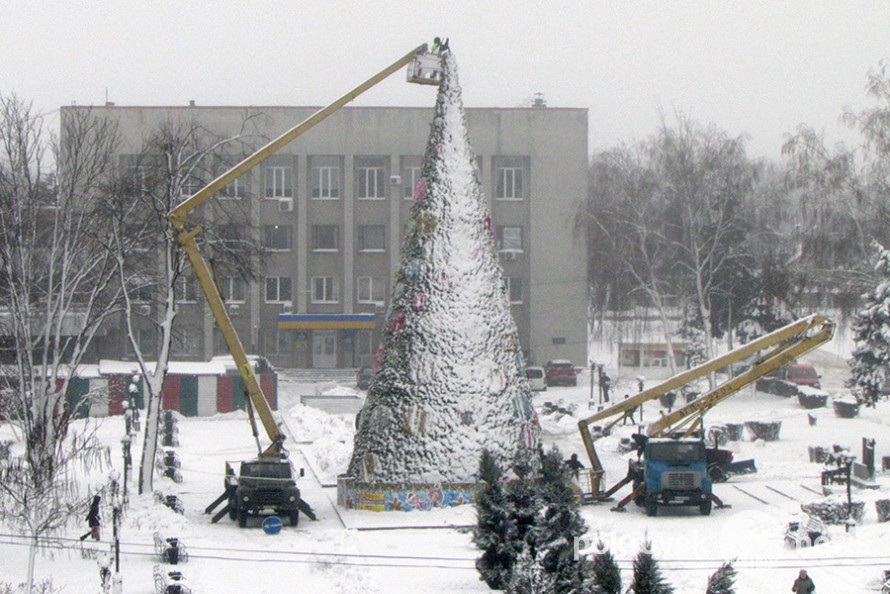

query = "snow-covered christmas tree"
[345, 48, 539, 490]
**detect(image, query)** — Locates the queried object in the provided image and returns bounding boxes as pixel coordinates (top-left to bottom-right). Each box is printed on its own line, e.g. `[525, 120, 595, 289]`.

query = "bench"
[785, 515, 828, 548]
[153, 565, 191, 594]
[153, 532, 188, 565]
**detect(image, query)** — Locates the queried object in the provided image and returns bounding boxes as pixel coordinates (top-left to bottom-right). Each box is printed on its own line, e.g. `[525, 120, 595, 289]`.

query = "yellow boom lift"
[577, 314, 835, 515]
[171, 44, 442, 526]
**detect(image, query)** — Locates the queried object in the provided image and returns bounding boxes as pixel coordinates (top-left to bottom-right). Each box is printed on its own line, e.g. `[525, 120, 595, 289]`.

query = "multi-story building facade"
[68, 104, 588, 369]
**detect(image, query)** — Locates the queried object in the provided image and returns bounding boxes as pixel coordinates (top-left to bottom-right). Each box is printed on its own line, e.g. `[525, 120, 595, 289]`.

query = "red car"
[777, 363, 821, 389]
[544, 360, 578, 387]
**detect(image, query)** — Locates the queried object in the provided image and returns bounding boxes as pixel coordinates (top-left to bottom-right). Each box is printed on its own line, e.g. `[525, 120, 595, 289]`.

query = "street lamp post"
[121, 435, 132, 508]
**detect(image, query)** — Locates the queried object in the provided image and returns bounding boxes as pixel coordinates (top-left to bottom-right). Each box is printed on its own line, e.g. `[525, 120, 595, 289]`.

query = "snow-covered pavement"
[2, 347, 890, 592]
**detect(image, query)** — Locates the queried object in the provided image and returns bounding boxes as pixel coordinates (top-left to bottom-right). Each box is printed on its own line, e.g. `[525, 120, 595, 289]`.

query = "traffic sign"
[262, 516, 283, 535]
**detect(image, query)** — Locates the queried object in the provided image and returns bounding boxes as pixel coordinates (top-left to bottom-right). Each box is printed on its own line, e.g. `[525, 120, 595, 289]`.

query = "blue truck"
[634, 436, 713, 516]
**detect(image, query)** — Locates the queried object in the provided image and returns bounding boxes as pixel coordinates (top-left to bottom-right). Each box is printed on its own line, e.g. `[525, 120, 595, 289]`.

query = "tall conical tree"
[348, 48, 539, 483]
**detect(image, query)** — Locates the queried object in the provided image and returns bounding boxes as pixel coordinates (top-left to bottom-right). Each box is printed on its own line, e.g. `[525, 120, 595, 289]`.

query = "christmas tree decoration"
[343, 47, 539, 501]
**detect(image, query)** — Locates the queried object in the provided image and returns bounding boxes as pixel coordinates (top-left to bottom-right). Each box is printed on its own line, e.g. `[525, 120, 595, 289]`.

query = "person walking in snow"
[791, 569, 815, 593]
[622, 394, 637, 425]
[80, 495, 101, 541]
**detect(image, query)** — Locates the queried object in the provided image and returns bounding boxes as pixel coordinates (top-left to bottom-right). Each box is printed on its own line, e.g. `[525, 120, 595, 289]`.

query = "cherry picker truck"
[169, 44, 444, 527]
[577, 314, 835, 516]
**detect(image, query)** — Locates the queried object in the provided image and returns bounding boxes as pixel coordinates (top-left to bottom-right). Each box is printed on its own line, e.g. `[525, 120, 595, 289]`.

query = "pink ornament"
[412, 292, 428, 312]
[389, 309, 407, 334]
[373, 344, 384, 373]
[414, 177, 427, 202]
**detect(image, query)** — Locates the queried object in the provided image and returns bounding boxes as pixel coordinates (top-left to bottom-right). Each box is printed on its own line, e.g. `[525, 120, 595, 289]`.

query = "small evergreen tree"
[474, 449, 513, 590]
[630, 540, 673, 594]
[848, 242, 890, 406]
[506, 548, 555, 594]
[505, 448, 540, 562]
[533, 447, 591, 593]
[591, 540, 622, 594]
[705, 561, 737, 594]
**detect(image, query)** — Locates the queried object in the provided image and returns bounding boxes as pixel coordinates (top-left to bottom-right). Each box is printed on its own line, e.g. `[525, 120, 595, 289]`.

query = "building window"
[403, 166, 421, 199]
[495, 157, 525, 200]
[220, 175, 246, 199]
[505, 277, 523, 304]
[311, 276, 338, 303]
[179, 175, 201, 198]
[221, 277, 245, 303]
[131, 276, 154, 303]
[357, 276, 384, 303]
[265, 165, 293, 198]
[496, 226, 523, 251]
[356, 330, 374, 362]
[263, 328, 292, 355]
[311, 225, 339, 251]
[265, 276, 292, 303]
[264, 224, 292, 251]
[311, 164, 340, 199]
[358, 225, 385, 252]
[128, 165, 149, 194]
[358, 165, 385, 199]
[217, 223, 245, 246]
[178, 275, 199, 303]
[136, 328, 157, 355]
[171, 327, 200, 356]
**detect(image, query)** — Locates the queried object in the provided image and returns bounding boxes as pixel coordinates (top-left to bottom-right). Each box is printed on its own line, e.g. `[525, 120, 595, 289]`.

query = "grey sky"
[2, 1, 888, 160]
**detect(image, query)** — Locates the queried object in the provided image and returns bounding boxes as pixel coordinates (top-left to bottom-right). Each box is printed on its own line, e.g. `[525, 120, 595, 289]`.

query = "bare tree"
[651, 114, 755, 369]
[0, 96, 120, 591]
[582, 145, 683, 374]
[101, 113, 265, 495]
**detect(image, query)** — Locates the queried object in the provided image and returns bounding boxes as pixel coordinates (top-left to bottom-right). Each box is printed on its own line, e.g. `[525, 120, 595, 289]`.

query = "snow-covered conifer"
[506, 548, 555, 594]
[848, 241, 890, 406]
[705, 560, 737, 594]
[474, 449, 513, 589]
[348, 49, 539, 483]
[533, 447, 590, 592]
[591, 540, 622, 594]
[630, 540, 673, 594]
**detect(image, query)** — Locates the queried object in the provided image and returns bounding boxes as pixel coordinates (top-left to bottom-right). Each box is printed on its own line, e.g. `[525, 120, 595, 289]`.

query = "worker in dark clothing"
[565, 453, 585, 478]
[791, 569, 815, 593]
[622, 394, 637, 425]
[80, 495, 101, 541]
[601, 373, 611, 403]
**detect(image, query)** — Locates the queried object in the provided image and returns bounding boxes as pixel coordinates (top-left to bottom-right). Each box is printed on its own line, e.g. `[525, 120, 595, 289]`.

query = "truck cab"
[228, 458, 304, 527]
[637, 437, 713, 516]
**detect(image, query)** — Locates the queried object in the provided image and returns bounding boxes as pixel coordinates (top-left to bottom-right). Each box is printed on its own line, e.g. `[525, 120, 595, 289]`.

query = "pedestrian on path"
[80, 495, 101, 541]
[791, 569, 815, 593]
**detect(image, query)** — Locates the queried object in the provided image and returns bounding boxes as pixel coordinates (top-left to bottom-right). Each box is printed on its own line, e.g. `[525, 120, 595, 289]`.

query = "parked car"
[776, 363, 821, 389]
[356, 367, 374, 390]
[525, 366, 547, 391]
[544, 360, 578, 387]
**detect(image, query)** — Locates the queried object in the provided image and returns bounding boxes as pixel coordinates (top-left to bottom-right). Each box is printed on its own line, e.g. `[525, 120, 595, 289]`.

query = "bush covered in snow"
[801, 497, 865, 524]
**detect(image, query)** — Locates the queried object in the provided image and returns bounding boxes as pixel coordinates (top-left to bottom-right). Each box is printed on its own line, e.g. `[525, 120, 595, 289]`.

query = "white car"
[526, 367, 547, 391]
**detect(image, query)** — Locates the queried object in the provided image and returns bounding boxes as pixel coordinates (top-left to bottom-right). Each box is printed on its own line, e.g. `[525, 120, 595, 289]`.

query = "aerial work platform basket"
[407, 51, 444, 85]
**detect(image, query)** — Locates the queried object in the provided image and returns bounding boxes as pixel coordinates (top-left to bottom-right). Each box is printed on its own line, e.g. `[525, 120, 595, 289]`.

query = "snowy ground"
[2, 347, 890, 593]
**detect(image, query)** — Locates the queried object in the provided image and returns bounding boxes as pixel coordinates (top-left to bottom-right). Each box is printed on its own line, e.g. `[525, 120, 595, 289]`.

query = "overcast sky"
[2, 2, 888, 160]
